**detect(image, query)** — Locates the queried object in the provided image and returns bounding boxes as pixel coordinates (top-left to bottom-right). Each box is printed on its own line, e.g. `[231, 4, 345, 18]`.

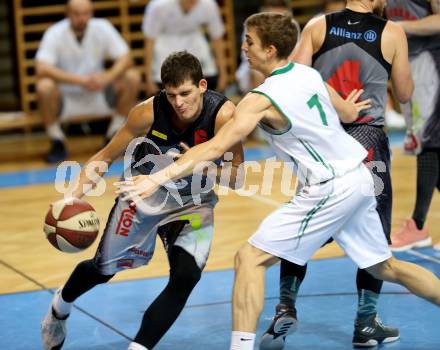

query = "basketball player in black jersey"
[260, 0, 414, 348]
[40, 51, 244, 350]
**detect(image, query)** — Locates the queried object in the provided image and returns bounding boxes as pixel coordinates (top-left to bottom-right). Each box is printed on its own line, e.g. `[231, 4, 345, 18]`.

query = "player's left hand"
[114, 175, 160, 203]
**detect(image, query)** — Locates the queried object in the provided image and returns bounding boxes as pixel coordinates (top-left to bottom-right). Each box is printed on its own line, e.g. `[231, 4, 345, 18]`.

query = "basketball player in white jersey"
[116, 13, 440, 350]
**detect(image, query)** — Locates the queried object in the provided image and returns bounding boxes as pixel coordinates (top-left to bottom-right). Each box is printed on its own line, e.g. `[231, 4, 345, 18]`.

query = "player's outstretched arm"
[397, 0, 440, 36]
[115, 93, 269, 201]
[68, 98, 154, 199]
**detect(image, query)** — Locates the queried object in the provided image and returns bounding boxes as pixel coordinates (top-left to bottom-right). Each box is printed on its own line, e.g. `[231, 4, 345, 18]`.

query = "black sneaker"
[260, 304, 298, 350]
[353, 314, 400, 347]
[45, 140, 68, 163]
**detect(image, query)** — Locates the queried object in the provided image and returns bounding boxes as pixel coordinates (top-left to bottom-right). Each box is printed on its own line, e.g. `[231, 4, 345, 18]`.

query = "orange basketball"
[43, 198, 100, 253]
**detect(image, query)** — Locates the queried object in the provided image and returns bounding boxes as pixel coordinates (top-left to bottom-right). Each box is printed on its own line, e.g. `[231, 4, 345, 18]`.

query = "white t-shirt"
[142, 0, 225, 82]
[36, 18, 129, 95]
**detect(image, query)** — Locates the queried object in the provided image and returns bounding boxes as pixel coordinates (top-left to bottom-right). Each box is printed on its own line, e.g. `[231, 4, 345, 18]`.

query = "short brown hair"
[245, 12, 298, 59]
[161, 51, 203, 87]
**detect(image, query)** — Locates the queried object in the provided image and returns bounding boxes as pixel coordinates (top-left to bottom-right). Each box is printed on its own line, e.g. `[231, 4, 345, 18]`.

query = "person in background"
[36, 0, 140, 163]
[386, 0, 440, 252]
[236, 0, 295, 94]
[142, 0, 228, 96]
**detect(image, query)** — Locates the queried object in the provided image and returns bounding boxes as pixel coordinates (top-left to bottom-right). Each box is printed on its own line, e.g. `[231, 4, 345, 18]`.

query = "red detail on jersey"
[115, 206, 136, 237]
[386, 8, 417, 21]
[194, 129, 208, 144]
[327, 60, 363, 99]
[355, 115, 375, 124]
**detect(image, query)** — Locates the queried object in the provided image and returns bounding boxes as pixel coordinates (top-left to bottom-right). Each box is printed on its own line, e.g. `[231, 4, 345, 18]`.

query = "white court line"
[406, 249, 440, 264]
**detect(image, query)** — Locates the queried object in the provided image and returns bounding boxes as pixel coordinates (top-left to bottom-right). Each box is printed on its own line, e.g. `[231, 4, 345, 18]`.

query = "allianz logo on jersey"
[329, 26, 377, 42]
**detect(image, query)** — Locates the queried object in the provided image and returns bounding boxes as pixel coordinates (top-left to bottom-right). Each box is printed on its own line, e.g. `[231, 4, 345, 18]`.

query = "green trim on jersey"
[298, 195, 330, 238]
[250, 90, 292, 135]
[270, 62, 295, 77]
[299, 139, 336, 177]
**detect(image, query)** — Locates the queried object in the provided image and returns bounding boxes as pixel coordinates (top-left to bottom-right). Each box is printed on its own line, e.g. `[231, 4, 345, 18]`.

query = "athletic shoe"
[259, 304, 298, 350]
[353, 314, 399, 347]
[390, 218, 432, 252]
[45, 140, 68, 163]
[403, 131, 419, 154]
[41, 305, 67, 350]
[385, 109, 405, 129]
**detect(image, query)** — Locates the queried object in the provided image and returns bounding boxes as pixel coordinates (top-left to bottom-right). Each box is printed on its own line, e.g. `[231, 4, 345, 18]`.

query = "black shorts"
[343, 124, 392, 243]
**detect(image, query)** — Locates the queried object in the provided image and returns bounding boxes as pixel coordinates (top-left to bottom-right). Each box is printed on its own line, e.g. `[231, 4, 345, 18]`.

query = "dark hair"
[245, 12, 298, 59]
[161, 51, 203, 87]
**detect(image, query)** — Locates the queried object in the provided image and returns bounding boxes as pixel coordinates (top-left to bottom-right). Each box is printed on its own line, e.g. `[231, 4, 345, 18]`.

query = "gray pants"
[94, 196, 217, 275]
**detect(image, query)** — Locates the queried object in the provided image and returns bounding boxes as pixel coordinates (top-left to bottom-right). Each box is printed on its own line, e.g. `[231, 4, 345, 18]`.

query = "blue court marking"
[0, 147, 276, 188]
[2, 247, 439, 350]
[0, 130, 406, 189]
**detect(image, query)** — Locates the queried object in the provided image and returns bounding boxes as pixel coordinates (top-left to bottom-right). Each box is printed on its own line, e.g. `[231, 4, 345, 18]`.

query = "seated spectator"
[36, 0, 140, 163]
[142, 0, 227, 95]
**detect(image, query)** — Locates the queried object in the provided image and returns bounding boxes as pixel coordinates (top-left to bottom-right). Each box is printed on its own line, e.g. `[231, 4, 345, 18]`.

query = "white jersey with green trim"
[253, 62, 367, 185]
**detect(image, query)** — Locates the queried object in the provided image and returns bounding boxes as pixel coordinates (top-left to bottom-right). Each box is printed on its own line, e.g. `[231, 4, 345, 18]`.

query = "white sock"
[46, 122, 65, 141]
[127, 342, 148, 350]
[106, 114, 126, 138]
[52, 288, 72, 318]
[230, 331, 255, 350]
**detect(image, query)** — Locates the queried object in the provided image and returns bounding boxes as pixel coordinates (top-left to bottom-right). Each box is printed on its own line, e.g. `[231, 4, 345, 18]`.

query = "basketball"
[43, 198, 100, 253]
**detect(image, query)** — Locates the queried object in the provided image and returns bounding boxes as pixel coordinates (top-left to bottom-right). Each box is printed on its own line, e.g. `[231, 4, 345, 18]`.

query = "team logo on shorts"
[116, 259, 134, 268]
[115, 206, 137, 237]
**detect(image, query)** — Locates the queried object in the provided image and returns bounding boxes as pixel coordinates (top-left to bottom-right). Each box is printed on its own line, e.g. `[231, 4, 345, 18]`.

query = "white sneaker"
[385, 110, 405, 129]
[41, 304, 67, 350]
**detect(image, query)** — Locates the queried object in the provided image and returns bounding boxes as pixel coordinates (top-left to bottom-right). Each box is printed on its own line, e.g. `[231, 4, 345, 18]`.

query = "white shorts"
[59, 89, 114, 121]
[248, 164, 391, 269]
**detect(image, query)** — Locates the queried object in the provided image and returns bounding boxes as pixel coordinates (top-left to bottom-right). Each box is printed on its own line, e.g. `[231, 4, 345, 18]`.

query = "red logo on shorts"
[194, 129, 208, 144]
[116, 259, 134, 268]
[115, 206, 136, 237]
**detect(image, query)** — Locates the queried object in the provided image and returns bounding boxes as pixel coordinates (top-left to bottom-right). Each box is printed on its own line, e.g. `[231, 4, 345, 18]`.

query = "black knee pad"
[169, 247, 201, 294]
[62, 259, 114, 302]
[77, 259, 114, 284]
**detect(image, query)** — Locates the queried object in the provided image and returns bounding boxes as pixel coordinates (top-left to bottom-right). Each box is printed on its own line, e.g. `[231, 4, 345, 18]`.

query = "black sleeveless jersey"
[386, 0, 440, 56]
[312, 9, 391, 126]
[131, 89, 227, 196]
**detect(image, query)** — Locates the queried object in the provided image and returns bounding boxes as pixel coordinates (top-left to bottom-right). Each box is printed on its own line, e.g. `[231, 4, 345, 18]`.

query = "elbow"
[395, 79, 414, 104]
[35, 64, 46, 79]
[398, 86, 414, 104]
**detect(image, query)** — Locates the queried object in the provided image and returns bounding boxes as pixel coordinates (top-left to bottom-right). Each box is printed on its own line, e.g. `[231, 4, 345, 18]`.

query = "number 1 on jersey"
[307, 94, 328, 126]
